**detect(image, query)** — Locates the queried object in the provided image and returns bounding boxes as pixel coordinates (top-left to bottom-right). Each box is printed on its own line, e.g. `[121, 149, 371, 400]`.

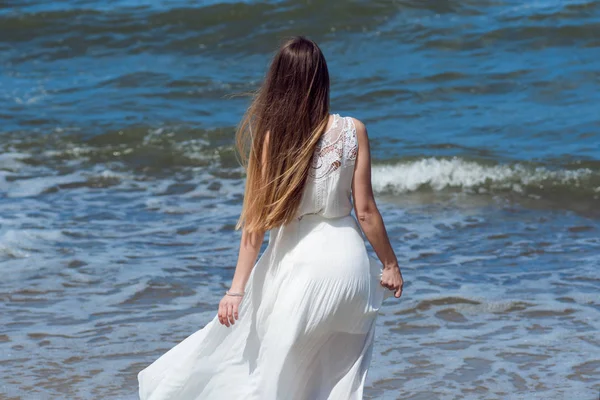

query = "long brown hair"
[235, 36, 330, 233]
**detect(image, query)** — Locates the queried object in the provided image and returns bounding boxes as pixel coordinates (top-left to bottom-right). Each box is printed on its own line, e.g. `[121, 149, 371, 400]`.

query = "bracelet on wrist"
[225, 290, 245, 297]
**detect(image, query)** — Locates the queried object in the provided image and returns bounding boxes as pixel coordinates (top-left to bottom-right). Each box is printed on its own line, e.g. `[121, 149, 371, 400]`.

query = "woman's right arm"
[350, 118, 404, 298]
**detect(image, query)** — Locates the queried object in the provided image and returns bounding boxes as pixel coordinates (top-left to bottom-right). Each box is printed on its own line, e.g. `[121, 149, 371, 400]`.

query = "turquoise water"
[0, 1, 599, 399]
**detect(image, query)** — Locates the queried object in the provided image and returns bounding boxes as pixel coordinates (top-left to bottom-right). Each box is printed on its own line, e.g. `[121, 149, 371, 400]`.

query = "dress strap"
[342, 116, 358, 166]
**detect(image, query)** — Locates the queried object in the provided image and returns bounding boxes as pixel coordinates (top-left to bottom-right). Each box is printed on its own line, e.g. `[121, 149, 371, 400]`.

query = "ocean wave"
[4, 0, 597, 63]
[371, 157, 599, 198]
[2, 127, 599, 211]
[0, 1, 387, 59]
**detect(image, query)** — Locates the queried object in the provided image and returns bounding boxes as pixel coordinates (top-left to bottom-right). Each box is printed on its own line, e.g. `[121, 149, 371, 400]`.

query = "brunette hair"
[235, 36, 330, 232]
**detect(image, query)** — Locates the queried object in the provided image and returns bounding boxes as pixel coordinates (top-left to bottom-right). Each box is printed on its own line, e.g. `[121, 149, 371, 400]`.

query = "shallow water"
[1, 0, 599, 399]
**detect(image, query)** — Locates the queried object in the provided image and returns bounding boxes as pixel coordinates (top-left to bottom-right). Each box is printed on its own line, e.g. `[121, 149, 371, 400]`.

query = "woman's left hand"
[218, 294, 242, 327]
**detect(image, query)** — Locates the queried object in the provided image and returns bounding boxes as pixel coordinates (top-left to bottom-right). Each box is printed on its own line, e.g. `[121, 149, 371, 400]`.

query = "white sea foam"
[0, 152, 29, 171]
[3, 171, 85, 198]
[371, 157, 595, 194]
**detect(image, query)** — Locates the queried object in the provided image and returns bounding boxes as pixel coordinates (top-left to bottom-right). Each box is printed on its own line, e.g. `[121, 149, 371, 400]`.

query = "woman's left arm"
[217, 229, 265, 327]
[218, 130, 269, 327]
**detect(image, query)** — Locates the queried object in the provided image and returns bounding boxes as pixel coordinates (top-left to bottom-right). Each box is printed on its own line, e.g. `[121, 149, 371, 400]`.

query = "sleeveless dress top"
[138, 114, 390, 400]
[298, 114, 358, 219]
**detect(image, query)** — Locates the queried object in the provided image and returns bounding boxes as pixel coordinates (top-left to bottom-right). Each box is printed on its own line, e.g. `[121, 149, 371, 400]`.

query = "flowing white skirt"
[138, 214, 390, 400]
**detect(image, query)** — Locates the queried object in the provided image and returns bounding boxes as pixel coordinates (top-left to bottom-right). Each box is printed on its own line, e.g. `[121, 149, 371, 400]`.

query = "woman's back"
[297, 114, 358, 220]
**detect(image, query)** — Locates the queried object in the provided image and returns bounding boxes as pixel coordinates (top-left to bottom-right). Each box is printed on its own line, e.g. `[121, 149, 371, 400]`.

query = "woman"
[138, 36, 404, 400]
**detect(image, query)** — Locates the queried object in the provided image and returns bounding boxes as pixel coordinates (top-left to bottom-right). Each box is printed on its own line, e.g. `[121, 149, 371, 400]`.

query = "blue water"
[0, 0, 599, 399]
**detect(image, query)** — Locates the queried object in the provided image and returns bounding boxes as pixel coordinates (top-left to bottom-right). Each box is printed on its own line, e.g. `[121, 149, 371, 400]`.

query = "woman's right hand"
[380, 265, 404, 298]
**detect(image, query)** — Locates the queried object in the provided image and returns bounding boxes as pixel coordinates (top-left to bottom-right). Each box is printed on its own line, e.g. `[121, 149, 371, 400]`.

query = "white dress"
[138, 114, 391, 400]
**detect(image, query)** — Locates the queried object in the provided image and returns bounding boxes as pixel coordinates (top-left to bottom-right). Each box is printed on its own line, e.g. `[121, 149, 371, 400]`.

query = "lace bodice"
[297, 114, 358, 219]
